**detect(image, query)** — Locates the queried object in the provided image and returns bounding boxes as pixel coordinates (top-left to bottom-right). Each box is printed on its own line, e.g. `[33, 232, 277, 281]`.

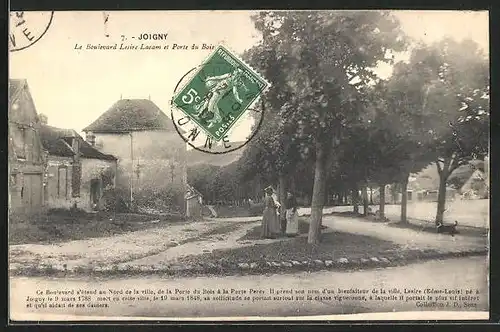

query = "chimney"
[72, 136, 80, 159]
[39, 114, 48, 125]
[86, 132, 96, 146]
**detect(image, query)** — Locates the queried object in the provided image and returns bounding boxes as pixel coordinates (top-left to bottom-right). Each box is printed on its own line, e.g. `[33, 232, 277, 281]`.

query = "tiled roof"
[40, 125, 116, 161]
[39, 125, 75, 157]
[79, 138, 117, 161]
[83, 99, 177, 133]
[187, 184, 202, 197]
[9, 79, 26, 102]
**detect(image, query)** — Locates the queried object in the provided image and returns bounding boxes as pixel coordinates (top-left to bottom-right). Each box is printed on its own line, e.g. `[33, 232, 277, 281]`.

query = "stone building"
[8, 79, 46, 214]
[39, 120, 117, 212]
[83, 98, 187, 214]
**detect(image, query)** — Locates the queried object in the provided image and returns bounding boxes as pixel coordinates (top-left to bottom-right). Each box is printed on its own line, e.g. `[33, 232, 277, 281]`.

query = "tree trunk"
[436, 175, 448, 225]
[379, 184, 386, 218]
[362, 186, 369, 216]
[352, 187, 359, 214]
[308, 143, 328, 245]
[369, 186, 373, 205]
[400, 174, 409, 224]
[435, 157, 457, 225]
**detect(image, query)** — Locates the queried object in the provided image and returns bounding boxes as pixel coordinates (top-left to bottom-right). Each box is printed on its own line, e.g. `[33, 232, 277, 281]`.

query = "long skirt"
[285, 209, 299, 236]
[262, 207, 279, 238]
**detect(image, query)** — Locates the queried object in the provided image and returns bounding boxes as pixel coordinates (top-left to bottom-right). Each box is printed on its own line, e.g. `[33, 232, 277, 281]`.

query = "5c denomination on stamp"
[9, 11, 54, 52]
[171, 45, 270, 142]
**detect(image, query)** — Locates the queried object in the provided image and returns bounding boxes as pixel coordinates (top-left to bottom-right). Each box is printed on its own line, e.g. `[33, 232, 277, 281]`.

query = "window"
[24, 128, 33, 161]
[12, 126, 26, 159]
[57, 166, 68, 199]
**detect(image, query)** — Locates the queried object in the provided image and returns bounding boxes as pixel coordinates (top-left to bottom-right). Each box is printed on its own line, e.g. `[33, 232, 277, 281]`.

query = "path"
[296, 199, 489, 229]
[10, 257, 488, 320]
[9, 219, 248, 271]
[9, 209, 487, 272]
[118, 220, 262, 268]
[317, 216, 487, 253]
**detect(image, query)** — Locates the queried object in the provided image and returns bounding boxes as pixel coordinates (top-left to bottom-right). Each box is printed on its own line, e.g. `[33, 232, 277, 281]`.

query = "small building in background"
[185, 184, 203, 219]
[39, 119, 117, 212]
[460, 168, 488, 199]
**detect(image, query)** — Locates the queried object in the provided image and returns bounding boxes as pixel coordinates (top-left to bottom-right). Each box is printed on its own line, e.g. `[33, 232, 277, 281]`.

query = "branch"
[449, 161, 461, 174]
[436, 159, 443, 175]
[447, 152, 458, 173]
[449, 156, 468, 174]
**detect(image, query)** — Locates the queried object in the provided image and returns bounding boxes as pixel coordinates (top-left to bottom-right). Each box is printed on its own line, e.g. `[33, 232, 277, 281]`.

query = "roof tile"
[83, 99, 176, 133]
[40, 125, 116, 161]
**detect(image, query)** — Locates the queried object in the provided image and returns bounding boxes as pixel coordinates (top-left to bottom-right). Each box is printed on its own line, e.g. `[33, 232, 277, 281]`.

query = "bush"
[133, 187, 185, 214]
[102, 187, 130, 213]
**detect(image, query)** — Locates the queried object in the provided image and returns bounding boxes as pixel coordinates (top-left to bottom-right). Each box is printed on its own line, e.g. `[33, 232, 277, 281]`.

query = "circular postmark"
[171, 63, 265, 155]
[9, 11, 54, 52]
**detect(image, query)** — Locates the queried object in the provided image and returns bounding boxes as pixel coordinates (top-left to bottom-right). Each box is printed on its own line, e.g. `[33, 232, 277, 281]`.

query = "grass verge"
[386, 218, 488, 238]
[9, 210, 186, 245]
[178, 217, 400, 265]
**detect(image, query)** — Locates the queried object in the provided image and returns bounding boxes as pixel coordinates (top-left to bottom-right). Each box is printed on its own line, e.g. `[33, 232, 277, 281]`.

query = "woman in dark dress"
[261, 186, 279, 239]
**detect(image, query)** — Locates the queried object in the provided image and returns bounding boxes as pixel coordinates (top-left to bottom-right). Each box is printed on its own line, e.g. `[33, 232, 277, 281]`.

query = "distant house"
[39, 119, 117, 212]
[185, 184, 203, 218]
[83, 98, 187, 214]
[408, 163, 457, 201]
[8, 79, 46, 214]
[460, 169, 488, 198]
[370, 163, 459, 205]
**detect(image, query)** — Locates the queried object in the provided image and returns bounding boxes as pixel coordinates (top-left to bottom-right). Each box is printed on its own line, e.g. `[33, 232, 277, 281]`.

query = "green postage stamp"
[172, 45, 270, 141]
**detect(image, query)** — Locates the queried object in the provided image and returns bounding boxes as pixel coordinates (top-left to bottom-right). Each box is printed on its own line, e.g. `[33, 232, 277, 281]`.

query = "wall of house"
[9, 86, 46, 215]
[92, 130, 187, 212]
[45, 156, 74, 210]
[79, 158, 117, 211]
[9, 162, 46, 214]
[45, 156, 116, 212]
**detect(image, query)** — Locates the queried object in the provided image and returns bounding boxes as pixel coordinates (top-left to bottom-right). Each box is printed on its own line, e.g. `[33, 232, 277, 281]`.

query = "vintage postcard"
[8, 10, 489, 321]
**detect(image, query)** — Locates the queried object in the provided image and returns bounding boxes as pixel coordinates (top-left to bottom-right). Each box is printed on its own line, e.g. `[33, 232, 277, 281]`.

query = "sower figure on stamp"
[193, 67, 249, 128]
[261, 186, 280, 239]
[285, 191, 299, 237]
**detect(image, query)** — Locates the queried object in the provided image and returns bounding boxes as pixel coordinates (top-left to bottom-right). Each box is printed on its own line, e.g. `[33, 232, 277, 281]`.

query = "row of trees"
[188, 11, 489, 244]
[238, 11, 489, 244]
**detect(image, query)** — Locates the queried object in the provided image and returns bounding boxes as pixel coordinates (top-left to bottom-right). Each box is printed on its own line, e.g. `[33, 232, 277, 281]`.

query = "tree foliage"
[243, 11, 408, 243]
[191, 12, 489, 237]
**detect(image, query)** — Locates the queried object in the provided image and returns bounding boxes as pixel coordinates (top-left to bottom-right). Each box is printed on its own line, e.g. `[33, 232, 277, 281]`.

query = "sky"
[9, 10, 489, 147]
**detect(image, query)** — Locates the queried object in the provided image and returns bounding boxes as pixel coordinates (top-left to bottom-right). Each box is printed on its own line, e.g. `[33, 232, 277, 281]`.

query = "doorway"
[90, 179, 101, 210]
[21, 173, 43, 213]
